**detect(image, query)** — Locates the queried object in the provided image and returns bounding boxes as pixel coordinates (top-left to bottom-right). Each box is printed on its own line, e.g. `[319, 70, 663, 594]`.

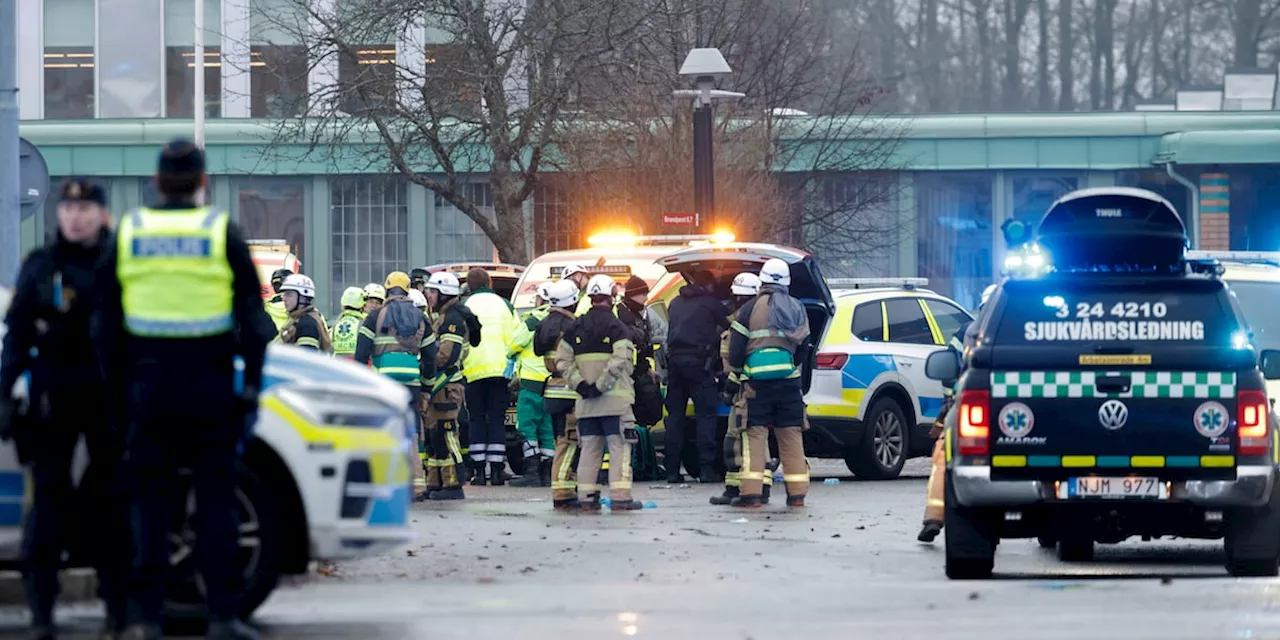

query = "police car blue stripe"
[0, 503, 20, 526]
[919, 396, 945, 419]
[0, 471, 23, 497]
[841, 354, 896, 388]
[367, 486, 410, 526]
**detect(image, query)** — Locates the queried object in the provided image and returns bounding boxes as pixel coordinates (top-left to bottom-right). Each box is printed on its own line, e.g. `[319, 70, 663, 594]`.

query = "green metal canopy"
[1154, 130, 1280, 165]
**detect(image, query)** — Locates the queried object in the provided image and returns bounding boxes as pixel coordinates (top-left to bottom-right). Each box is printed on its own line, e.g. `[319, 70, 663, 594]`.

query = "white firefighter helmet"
[408, 288, 428, 309]
[340, 286, 366, 310]
[561, 264, 587, 281]
[547, 279, 580, 308]
[425, 271, 462, 296]
[280, 273, 316, 298]
[731, 272, 762, 296]
[759, 258, 791, 286]
[535, 281, 553, 302]
[979, 284, 998, 309]
[363, 283, 386, 302]
[585, 274, 616, 298]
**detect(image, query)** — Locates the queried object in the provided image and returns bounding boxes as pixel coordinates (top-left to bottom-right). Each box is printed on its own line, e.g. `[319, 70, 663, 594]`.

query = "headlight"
[274, 385, 402, 430]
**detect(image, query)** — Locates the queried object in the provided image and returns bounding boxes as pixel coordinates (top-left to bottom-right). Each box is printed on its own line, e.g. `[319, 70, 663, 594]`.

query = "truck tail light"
[815, 352, 849, 370]
[1238, 390, 1269, 456]
[958, 389, 990, 456]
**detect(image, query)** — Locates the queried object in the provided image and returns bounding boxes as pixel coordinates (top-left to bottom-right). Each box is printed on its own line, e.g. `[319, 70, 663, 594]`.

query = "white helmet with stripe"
[547, 279, 580, 308]
[280, 273, 316, 298]
[731, 272, 762, 296]
[426, 271, 461, 296]
[585, 274, 616, 298]
[759, 258, 791, 286]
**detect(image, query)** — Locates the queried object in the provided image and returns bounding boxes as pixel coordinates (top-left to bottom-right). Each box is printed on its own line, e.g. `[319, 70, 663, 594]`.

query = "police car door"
[879, 297, 946, 422]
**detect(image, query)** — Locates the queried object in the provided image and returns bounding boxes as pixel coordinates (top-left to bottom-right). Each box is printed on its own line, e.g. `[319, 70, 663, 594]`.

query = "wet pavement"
[5, 459, 1280, 639]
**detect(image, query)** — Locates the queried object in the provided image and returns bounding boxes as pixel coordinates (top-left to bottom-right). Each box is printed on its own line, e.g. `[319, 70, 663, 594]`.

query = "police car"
[927, 187, 1280, 579]
[804, 278, 972, 479]
[0, 293, 418, 621]
[1186, 251, 1280, 404]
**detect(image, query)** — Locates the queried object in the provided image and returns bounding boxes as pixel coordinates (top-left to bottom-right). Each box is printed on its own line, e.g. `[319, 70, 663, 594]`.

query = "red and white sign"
[662, 212, 698, 227]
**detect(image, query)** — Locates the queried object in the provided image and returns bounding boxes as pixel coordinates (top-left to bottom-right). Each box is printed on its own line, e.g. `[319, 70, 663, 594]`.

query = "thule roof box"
[1036, 187, 1187, 275]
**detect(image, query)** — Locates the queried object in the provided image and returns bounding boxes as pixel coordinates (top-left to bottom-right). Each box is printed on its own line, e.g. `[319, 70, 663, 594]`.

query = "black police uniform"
[0, 179, 130, 637]
[95, 141, 275, 637]
[662, 280, 731, 482]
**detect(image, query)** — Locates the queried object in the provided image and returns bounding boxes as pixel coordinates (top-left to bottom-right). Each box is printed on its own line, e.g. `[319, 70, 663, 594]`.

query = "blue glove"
[503, 358, 517, 380]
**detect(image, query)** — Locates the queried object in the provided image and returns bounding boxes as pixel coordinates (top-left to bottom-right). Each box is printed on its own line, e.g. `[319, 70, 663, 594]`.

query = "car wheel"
[164, 462, 282, 625]
[1225, 478, 1280, 577]
[846, 399, 908, 480]
[943, 472, 997, 579]
[1056, 538, 1094, 562]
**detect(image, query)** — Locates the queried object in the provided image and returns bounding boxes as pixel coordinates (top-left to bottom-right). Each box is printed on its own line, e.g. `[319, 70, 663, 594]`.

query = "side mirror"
[1261, 349, 1280, 380]
[925, 349, 961, 382]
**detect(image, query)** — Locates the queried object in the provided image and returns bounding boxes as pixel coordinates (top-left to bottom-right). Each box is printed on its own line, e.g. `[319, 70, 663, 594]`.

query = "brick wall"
[1199, 173, 1229, 250]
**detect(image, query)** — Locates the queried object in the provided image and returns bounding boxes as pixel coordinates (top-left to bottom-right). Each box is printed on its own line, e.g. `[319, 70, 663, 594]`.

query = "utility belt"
[669, 345, 719, 375]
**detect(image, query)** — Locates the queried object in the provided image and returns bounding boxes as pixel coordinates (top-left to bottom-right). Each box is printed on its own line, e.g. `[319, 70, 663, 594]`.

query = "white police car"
[1187, 251, 1280, 403]
[0, 286, 417, 621]
[802, 278, 973, 479]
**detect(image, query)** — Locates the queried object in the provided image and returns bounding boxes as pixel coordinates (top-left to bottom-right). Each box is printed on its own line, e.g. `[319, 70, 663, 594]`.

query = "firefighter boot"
[918, 520, 943, 543]
[509, 457, 543, 487]
[761, 483, 771, 505]
[470, 463, 487, 486]
[490, 462, 508, 486]
[710, 486, 739, 505]
[428, 487, 465, 500]
[538, 457, 553, 487]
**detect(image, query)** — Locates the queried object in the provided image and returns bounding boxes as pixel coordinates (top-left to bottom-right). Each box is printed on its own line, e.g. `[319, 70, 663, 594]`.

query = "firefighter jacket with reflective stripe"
[281, 305, 331, 353]
[555, 305, 634, 418]
[536, 307, 579, 400]
[117, 206, 234, 338]
[265, 295, 288, 342]
[729, 291, 810, 381]
[509, 305, 550, 391]
[462, 289, 516, 381]
[356, 295, 433, 386]
[330, 309, 365, 357]
[431, 299, 471, 390]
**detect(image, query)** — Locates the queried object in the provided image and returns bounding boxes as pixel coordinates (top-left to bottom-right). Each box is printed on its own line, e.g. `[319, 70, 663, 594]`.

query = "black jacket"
[94, 202, 276, 404]
[617, 299, 653, 376]
[665, 283, 730, 357]
[1, 229, 112, 399]
[534, 308, 577, 360]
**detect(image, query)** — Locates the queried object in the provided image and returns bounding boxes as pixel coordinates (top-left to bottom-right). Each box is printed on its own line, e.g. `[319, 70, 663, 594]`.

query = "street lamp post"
[674, 48, 743, 232]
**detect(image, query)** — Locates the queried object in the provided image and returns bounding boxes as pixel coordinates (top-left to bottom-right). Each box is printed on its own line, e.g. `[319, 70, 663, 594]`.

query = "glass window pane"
[925, 300, 971, 344]
[44, 0, 96, 119]
[250, 45, 307, 117]
[851, 302, 883, 342]
[330, 176, 408, 312]
[237, 178, 307, 267]
[916, 173, 993, 310]
[98, 0, 163, 118]
[1011, 175, 1077, 228]
[338, 45, 396, 115]
[165, 46, 222, 117]
[884, 299, 933, 345]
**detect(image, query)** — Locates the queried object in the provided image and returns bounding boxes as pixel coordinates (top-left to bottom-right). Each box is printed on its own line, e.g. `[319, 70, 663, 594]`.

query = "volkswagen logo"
[1098, 400, 1129, 430]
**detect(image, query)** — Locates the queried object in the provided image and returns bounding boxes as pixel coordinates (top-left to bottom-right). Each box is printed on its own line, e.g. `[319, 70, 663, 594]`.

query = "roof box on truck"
[1035, 187, 1188, 275]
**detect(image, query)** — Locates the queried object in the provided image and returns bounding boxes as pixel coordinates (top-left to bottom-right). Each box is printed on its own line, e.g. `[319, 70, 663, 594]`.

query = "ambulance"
[426, 262, 525, 300]
[249, 239, 302, 299]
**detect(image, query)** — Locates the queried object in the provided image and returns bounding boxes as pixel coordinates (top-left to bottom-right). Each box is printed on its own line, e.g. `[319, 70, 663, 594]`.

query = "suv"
[804, 279, 972, 479]
[1186, 251, 1280, 404]
[928, 187, 1280, 579]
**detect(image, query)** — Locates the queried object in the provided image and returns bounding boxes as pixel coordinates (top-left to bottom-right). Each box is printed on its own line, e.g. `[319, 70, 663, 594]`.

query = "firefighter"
[727, 259, 812, 508]
[510, 282, 555, 487]
[264, 268, 292, 340]
[96, 138, 275, 640]
[421, 271, 478, 500]
[330, 286, 367, 359]
[278, 274, 331, 352]
[536, 280, 583, 510]
[363, 283, 386, 314]
[918, 283, 996, 542]
[0, 178, 130, 640]
[355, 272, 435, 497]
[711, 272, 774, 506]
[555, 275, 642, 512]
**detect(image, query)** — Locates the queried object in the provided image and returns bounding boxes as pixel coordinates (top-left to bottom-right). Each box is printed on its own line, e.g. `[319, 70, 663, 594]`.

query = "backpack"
[630, 425, 660, 481]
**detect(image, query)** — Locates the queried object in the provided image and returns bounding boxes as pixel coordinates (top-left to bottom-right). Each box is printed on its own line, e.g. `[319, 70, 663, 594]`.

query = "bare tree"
[1002, 0, 1033, 109]
[1057, 0, 1074, 110]
[1036, 0, 1053, 110]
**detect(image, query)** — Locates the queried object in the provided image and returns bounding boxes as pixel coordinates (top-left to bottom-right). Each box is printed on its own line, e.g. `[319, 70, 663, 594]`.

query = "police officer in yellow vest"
[278, 273, 331, 353]
[727, 259, 812, 509]
[264, 268, 292, 341]
[96, 138, 275, 640]
[509, 282, 555, 487]
[331, 286, 367, 359]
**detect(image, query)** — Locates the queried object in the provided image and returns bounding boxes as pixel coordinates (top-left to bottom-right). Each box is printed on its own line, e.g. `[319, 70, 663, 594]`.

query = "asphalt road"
[5, 459, 1280, 639]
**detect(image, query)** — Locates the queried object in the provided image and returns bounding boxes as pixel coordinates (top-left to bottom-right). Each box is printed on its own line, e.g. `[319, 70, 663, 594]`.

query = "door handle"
[898, 361, 913, 367]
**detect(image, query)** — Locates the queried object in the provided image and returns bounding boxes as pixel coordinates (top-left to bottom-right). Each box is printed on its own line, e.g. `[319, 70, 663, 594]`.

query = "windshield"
[1226, 280, 1280, 350]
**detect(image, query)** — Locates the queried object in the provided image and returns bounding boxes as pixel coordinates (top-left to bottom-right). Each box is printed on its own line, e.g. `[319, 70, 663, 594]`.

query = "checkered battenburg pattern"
[991, 371, 1236, 399]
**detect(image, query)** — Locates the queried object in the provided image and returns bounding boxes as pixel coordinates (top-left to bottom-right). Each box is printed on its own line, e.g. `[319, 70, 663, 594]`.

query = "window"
[851, 302, 883, 342]
[884, 298, 933, 345]
[43, 0, 95, 119]
[250, 45, 307, 117]
[164, 0, 222, 117]
[533, 181, 579, 254]
[237, 178, 304, 269]
[98, 0, 163, 117]
[331, 176, 408, 306]
[916, 173, 993, 310]
[925, 300, 971, 345]
[1010, 175, 1077, 228]
[433, 182, 497, 262]
[338, 46, 396, 115]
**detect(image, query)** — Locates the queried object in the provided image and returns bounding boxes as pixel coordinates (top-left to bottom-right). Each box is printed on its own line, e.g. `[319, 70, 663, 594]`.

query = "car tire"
[163, 461, 283, 626]
[846, 398, 909, 480]
[1036, 534, 1057, 549]
[1224, 477, 1280, 578]
[943, 472, 997, 579]
[1056, 538, 1094, 562]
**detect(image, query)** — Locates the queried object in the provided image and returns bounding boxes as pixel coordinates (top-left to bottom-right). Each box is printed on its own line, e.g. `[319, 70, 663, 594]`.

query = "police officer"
[663, 270, 731, 483]
[711, 273, 774, 506]
[97, 139, 274, 639]
[0, 178, 129, 640]
[330, 287, 367, 359]
[363, 283, 386, 314]
[355, 272, 435, 497]
[727, 259, 812, 508]
[462, 268, 517, 485]
[509, 283, 554, 487]
[918, 283, 996, 543]
[278, 274, 330, 352]
[264, 268, 292, 340]
[555, 275, 642, 512]
[536, 280, 583, 510]
[421, 272, 477, 500]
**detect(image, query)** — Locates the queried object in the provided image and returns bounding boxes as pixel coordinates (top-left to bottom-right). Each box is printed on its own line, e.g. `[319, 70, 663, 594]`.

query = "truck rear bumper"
[953, 464, 1275, 509]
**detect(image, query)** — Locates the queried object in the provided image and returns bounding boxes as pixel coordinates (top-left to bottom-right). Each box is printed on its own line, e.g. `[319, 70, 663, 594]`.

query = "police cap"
[59, 177, 107, 206]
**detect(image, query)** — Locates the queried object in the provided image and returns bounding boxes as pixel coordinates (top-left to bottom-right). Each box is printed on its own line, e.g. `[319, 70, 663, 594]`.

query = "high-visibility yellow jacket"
[265, 295, 288, 342]
[330, 309, 366, 357]
[509, 306, 550, 391]
[462, 288, 517, 381]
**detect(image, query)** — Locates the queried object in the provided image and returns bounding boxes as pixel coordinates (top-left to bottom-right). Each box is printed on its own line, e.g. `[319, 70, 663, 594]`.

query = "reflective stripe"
[747, 329, 787, 339]
[551, 481, 577, 489]
[577, 353, 610, 361]
[557, 443, 578, 486]
[124, 314, 233, 337]
[782, 473, 809, 482]
[373, 337, 401, 344]
[442, 334, 466, 344]
[927, 499, 945, 507]
[731, 320, 749, 336]
[296, 337, 321, 349]
[578, 483, 602, 492]
[739, 471, 766, 480]
[359, 326, 376, 339]
[420, 334, 436, 348]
